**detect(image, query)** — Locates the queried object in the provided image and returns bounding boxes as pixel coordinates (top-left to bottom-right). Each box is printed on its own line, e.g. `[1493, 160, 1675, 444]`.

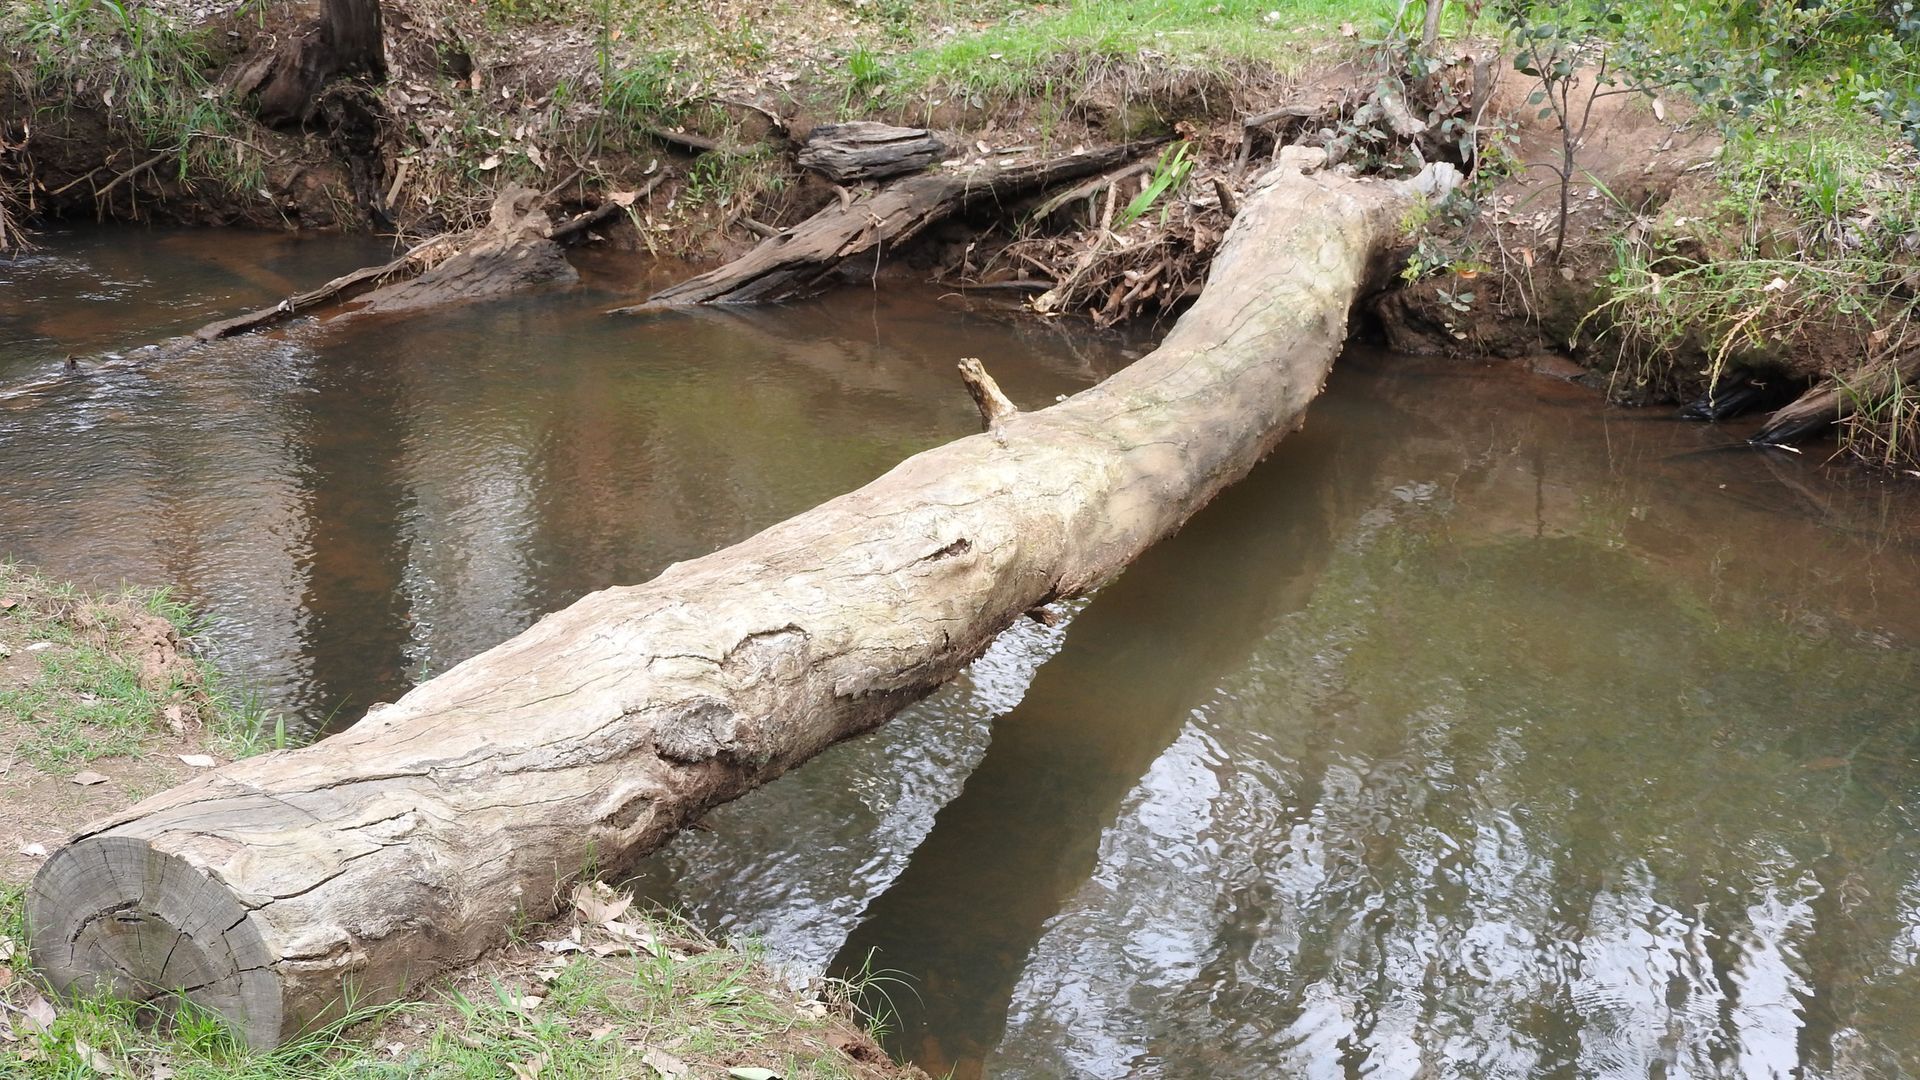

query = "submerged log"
[27, 148, 1409, 1047]
[616, 142, 1160, 311]
[797, 122, 947, 183]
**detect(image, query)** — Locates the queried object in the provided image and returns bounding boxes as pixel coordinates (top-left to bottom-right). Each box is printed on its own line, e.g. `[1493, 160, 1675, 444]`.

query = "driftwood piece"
[189, 240, 450, 342]
[641, 125, 731, 156]
[620, 143, 1160, 312]
[197, 185, 582, 338]
[797, 122, 947, 183]
[1753, 353, 1920, 446]
[347, 188, 576, 316]
[1237, 102, 1322, 172]
[545, 174, 667, 244]
[28, 156, 1410, 1048]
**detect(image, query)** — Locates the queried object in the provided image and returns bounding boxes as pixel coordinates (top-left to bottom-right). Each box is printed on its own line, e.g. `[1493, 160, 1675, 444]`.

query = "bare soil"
[1372, 72, 1724, 368]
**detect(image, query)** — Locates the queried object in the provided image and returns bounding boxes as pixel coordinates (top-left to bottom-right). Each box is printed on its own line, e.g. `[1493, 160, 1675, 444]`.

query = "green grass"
[0, 891, 894, 1080]
[0, 563, 285, 769]
[1519, 0, 1920, 462]
[1712, 109, 1920, 254]
[0, 0, 266, 196]
[888, 0, 1378, 105]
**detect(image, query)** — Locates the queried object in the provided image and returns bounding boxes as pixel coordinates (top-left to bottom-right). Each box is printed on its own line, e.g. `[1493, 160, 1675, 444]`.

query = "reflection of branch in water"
[666, 293, 1130, 418]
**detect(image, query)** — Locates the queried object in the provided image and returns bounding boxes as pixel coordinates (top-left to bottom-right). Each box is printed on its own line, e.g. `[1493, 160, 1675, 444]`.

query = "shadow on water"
[283, 349, 419, 724]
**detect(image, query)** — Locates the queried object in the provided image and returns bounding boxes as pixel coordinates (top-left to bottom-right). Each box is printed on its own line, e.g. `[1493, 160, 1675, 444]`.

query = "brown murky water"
[6, 229, 1920, 1078]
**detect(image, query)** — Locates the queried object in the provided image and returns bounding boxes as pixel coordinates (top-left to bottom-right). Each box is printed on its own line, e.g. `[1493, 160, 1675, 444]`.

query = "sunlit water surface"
[5, 228, 1920, 1079]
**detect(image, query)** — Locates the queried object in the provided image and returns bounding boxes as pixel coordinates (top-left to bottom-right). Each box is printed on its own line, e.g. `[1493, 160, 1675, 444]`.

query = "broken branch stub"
[958, 358, 1019, 430]
[28, 159, 1410, 1048]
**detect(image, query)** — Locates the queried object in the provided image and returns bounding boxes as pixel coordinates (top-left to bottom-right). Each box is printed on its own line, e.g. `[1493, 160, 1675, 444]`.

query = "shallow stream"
[5, 229, 1920, 1078]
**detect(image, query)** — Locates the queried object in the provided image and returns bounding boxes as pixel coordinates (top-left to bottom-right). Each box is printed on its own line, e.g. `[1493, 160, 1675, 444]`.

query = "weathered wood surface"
[28, 149, 1409, 1047]
[345, 189, 577, 316]
[184, 188, 574, 342]
[797, 122, 947, 183]
[615, 142, 1161, 311]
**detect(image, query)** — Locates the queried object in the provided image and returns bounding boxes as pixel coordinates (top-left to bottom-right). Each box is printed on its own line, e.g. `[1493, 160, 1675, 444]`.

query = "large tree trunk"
[27, 150, 1408, 1048]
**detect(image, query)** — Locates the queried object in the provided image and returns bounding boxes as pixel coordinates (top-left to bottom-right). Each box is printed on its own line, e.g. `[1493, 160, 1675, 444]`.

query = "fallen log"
[1753, 352, 1920, 447]
[178, 187, 580, 343]
[331, 186, 578, 316]
[797, 122, 947, 183]
[188, 237, 455, 342]
[27, 148, 1409, 1048]
[615, 142, 1162, 311]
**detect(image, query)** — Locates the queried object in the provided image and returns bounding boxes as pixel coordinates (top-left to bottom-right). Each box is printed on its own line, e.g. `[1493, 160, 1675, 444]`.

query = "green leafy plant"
[1115, 141, 1195, 228]
[1508, 7, 1661, 261]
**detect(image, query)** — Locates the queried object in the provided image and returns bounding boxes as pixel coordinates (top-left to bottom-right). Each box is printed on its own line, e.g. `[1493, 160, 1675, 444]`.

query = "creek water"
[6, 228, 1920, 1078]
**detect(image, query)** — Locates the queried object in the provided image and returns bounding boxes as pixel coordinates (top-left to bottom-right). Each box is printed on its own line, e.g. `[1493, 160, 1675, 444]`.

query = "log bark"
[345, 188, 576, 316]
[797, 122, 947, 183]
[27, 149, 1408, 1048]
[615, 142, 1160, 311]
[193, 187, 575, 338]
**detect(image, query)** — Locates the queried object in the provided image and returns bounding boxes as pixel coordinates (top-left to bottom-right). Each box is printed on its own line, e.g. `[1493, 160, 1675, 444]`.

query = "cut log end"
[28, 836, 284, 1049]
[958, 357, 1018, 429]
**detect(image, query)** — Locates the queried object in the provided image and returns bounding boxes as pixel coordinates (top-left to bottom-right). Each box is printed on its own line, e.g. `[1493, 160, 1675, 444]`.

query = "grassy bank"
[0, 565, 913, 1079]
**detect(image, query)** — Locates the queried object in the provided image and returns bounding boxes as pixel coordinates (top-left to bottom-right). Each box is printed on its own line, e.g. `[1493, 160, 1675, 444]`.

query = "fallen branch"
[190, 236, 453, 341]
[546, 174, 666, 244]
[1237, 102, 1321, 173]
[641, 125, 731, 156]
[1028, 160, 1151, 222]
[90, 152, 168, 204]
[29, 149, 1409, 1047]
[616, 142, 1163, 311]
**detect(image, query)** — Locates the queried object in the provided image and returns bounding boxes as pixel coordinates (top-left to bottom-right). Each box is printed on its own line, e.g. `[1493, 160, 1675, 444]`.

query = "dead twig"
[91, 152, 167, 203]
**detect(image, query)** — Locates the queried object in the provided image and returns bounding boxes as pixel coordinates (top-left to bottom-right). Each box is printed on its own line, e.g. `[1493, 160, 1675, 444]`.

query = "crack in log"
[914, 538, 973, 565]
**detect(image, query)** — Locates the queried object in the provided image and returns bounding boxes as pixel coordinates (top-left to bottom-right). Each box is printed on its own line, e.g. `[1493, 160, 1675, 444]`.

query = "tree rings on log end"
[27, 835, 284, 1048]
